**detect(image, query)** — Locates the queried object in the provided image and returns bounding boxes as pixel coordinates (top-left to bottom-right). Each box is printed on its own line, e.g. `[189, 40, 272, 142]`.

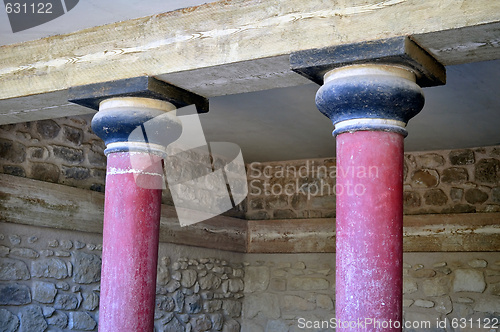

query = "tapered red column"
[91, 97, 180, 332]
[316, 65, 424, 331]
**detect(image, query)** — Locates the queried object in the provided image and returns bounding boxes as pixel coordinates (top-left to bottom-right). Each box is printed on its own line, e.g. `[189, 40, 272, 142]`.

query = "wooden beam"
[0, 0, 499, 124]
[0, 174, 247, 252]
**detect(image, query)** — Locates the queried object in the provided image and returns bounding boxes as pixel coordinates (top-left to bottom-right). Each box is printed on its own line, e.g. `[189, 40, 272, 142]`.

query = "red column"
[98, 152, 163, 331]
[335, 130, 404, 330]
[90, 97, 180, 332]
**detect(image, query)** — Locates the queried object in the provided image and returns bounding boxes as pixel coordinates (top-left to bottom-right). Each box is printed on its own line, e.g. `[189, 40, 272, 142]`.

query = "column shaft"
[99, 152, 164, 331]
[336, 131, 403, 330]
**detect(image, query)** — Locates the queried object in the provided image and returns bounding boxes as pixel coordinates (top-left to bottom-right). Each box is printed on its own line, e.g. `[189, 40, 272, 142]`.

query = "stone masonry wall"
[246, 146, 500, 219]
[241, 253, 500, 332]
[0, 222, 244, 332]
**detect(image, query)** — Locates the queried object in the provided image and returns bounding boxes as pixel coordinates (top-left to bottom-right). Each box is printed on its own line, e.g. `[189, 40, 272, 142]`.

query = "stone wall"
[0, 222, 244, 332]
[246, 146, 500, 219]
[241, 253, 500, 332]
[0, 115, 106, 193]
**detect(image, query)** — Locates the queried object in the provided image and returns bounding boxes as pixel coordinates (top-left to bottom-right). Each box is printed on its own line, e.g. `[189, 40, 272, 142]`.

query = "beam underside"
[0, 0, 499, 124]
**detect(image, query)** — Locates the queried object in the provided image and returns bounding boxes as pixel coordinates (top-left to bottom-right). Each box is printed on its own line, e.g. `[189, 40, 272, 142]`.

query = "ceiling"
[1, 1, 500, 163]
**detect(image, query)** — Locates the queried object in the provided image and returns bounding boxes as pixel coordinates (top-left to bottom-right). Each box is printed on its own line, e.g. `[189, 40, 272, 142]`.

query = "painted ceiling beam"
[0, 0, 499, 124]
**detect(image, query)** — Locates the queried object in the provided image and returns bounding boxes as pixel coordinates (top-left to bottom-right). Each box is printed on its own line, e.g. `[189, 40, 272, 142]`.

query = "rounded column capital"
[91, 97, 182, 156]
[315, 64, 425, 137]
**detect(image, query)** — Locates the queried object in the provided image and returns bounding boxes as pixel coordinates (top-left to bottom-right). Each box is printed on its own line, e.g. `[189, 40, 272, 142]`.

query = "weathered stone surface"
[0, 258, 30, 280]
[10, 248, 39, 259]
[190, 314, 212, 332]
[403, 278, 418, 294]
[0, 245, 9, 257]
[32, 258, 68, 279]
[273, 209, 297, 219]
[156, 295, 175, 312]
[441, 167, 468, 184]
[228, 278, 244, 293]
[282, 295, 315, 311]
[449, 149, 475, 165]
[266, 320, 288, 332]
[31, 163, 60, 183]
[181, 269, 197, 288]
[203, 300, 222, 313]
[52, 146, 84, 164]
[0, 138, 26, 163]
[422, 276, 450, 297]
[244, 266, 269, 293]
[410, 269, 436, 278]
[210, 313, 224, 331]
[3, 165, 26, 177]
[54, 293, 79, 310]
[199, 273, 221, 290]
[47, 310, 68, 329]
[185, 294, 202, 314]
[158, 315, 184, 332]
[473, 298, 500, 314]
[42, 306, 55, 318]
[19, 305, 48, 332]
[476, 158, 500, 184]
[468, 259, 488, 268]
[417, 153, 445, 168]
[0, 283, 31, 305]
[68, 312, 96, 331]
[63, 126, 83, 145]
[269, 278, 286, 291]
[464, 188, 489, 204]
[81, 292, 99, 311]
[222, 319, 240, 332]
[403, 191, 421, 208]
[434, 296, 452, 314]
[0, 308, 20, 332]
[315, 294, 333, 310]
[289, 277, 329, 291]
[62, 166, 90, 180]
[33, 281, 57, 304]
[244, 293, 280, 319]
[411, 169, 439, 188]
[222, 300, 242, 317]
[453, 269, 486, 293]
[36, 120, 60, 139]
[423, 189, 448, 206]
[71, 251, 101, 284]
[450, 187, 464, 201]
[414, 299, 434, 308]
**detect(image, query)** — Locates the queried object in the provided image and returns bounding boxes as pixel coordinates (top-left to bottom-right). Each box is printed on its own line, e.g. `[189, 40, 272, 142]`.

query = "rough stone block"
[71, 251, 101, 284]
[244, 266, 270, 293]
[0, 308, 20, 332]
[441, 167, 468, 184]
[464, 188, 489, 204]
[181, 269, 197, 288]
[0, 283, 31, 305]
[47, 310, 68, 329]
[453, 269, 486, 293]
[52, 146, 84, 164]
[423, 189, 448, 206]
[411, 169, 439, 188]
[68, 312, 97, 331]
[32, 258, 68, 279]
[33, 281, 57, 304]
[36, 120, 61, 139]
[19, 305, 48, 332]
[222, 319, 240, 332]
[54, 293, 79, 310]
[190, 314, 212, 331]
[417, 153, 445, 168]
[222, 300, 242, 318]
[449, 149, 475, 165]
[475, 159, 500, 184]
[289, 277, 329, 291]
[422, 276, 450, 297]
[403, 278, 418, 294]
[31, 163, 60, 183]
[0, 138, 26, 163]
[244, 293, 280, 319]
[0, 258, 31, 280]
[81, 292, 99, 311]
[282, 295, 316, 311]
